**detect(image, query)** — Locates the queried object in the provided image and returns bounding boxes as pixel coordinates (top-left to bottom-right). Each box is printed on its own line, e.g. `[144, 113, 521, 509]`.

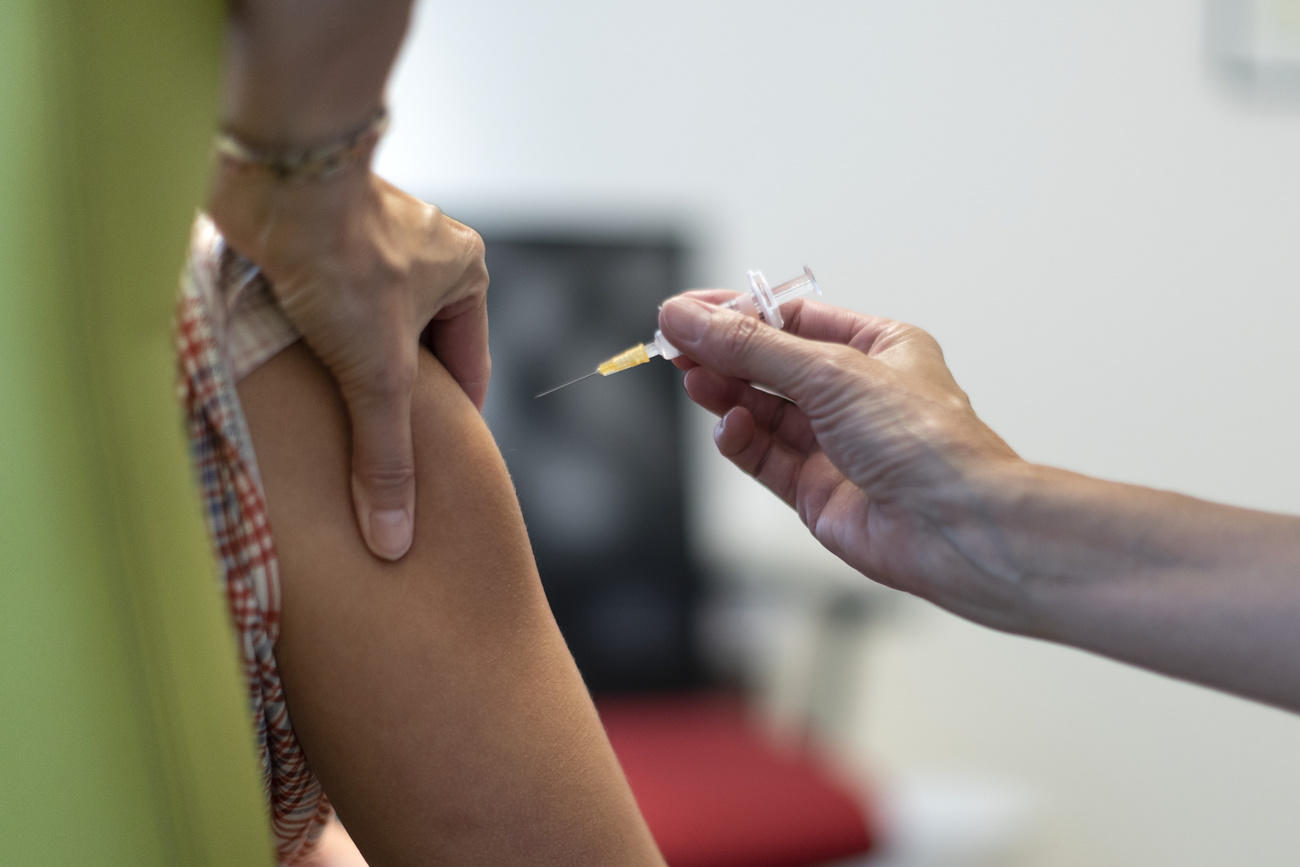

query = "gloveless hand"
[209, 164, 488, 561]
[658, 293, 1027, 628]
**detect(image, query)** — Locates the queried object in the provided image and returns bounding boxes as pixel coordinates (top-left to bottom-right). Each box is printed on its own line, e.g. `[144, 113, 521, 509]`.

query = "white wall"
[379, 2, 1300, 864]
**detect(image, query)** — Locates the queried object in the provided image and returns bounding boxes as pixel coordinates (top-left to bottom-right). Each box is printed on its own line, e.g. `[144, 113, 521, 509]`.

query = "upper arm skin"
[237, 344, 662, 866]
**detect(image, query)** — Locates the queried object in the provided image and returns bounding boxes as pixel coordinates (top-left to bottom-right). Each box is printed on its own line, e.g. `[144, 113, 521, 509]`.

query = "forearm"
[220, 0, 413, 144]
[966, 462, 1300, 710]
[209, 1, 414, 266]
[657, 296, 1300, 711]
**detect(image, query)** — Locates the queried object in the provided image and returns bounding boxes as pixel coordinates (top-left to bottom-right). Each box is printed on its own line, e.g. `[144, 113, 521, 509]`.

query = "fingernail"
[660, 298, 714, 346]
[369, 508, 413, 560]
[713, 413, 727, 443]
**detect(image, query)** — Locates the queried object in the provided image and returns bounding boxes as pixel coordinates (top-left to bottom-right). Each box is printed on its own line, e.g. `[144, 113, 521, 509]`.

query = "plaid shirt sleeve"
[175, 216, 332, 864]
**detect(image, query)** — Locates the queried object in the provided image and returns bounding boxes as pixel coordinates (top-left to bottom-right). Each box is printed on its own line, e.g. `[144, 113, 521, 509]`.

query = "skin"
[212, 0, 489, 562]
[238, 344, 664, 866]
[658, 293, 1300, 713]
[220, 0, 414, 145]
[212, 4, 661, 859]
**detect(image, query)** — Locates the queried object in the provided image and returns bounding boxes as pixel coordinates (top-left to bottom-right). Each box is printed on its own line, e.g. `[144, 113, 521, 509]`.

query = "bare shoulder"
[236, 343, 661, 866]
[238, 342, 530, 589]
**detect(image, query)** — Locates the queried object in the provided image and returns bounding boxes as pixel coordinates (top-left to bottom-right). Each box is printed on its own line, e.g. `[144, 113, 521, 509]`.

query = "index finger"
[427, 292, 490, 411]
[667, 291, 903, 358]
[779, 298, 900, 351]
[678, 288, 742, 305]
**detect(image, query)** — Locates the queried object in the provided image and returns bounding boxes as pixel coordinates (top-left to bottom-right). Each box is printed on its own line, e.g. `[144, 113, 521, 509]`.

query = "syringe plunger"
[724, 265, 821, 331]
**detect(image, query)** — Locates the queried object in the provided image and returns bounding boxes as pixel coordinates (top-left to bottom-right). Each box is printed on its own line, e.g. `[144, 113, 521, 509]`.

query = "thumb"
[344, 380, 417, 561]
[659, 297, 828, 401]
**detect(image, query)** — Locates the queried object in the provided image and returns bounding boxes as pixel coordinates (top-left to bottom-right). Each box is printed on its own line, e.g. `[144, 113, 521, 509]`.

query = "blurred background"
[375, 2, 1300, 865]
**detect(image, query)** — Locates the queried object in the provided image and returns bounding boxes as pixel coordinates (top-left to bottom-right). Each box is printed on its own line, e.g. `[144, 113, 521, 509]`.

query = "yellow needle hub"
[598, 343, 651, 375]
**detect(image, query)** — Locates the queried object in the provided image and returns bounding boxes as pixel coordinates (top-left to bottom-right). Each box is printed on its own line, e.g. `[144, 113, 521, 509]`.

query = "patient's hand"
[209, 165, 488, 562]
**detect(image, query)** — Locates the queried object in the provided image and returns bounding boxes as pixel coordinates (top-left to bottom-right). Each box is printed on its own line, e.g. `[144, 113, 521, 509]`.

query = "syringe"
[536, 266, 821, 397]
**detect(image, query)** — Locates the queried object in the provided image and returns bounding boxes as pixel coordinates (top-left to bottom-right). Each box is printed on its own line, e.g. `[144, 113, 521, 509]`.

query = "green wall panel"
[0, 2, 273, 863]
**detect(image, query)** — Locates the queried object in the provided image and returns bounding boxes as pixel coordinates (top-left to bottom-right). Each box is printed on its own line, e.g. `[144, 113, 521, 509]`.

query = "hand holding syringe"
[536, 266, 821, 397]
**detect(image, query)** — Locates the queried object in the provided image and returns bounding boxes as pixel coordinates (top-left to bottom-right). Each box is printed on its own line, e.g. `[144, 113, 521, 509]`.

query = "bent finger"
[428, 293, 491, 411]
[683, 366, 816, 454]
[712, 407, 808, 510]
[777, 297, 901, 351]
[669, 289, 899, 352]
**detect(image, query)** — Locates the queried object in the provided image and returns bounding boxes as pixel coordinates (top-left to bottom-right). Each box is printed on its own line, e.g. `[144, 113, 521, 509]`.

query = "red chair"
[599, 692, 877, 867]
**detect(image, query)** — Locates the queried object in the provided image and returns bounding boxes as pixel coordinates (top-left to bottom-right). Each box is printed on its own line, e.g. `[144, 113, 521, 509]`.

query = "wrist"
[915, 458, 1060, 635]
[951, 460, 1207, 640]
[205, 138, 375, 272]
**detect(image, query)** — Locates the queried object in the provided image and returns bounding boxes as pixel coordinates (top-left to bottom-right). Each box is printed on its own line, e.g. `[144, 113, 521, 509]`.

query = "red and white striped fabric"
[175, 216, 330, 864]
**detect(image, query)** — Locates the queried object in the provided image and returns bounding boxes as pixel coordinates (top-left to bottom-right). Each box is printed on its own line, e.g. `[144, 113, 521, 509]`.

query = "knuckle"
[363, 250, 406, 296]
[809, 344, 857, 383]
[724, 314, 764, 359]
[415, 200, 446, 238]
[897, 320, 942, 354]
[358, 359, 416, 402]
[469, 259, 490, 296]
[918, 330, 944, 357]
[793, 345, 863, 404]
[422, 217, 489, 296]
[462, 226, 486, 262]
[461, 230, 490, 293]
[358, 460, 415, 492]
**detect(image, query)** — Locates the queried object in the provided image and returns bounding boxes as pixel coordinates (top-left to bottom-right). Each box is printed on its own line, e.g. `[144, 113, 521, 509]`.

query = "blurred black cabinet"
[481, 231, 704, 693]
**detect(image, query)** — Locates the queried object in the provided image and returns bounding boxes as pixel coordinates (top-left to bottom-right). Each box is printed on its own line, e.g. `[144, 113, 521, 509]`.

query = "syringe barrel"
[649, 266, 820, 363]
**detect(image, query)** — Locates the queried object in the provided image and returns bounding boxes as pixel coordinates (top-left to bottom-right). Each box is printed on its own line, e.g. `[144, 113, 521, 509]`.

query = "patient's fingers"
[683, 367, 816, 455]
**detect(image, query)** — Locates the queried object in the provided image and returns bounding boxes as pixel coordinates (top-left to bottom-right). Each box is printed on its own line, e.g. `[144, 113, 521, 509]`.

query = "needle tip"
[534, 369, 599, 398]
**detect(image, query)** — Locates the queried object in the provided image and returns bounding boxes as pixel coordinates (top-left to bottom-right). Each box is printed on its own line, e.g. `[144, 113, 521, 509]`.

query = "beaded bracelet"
[214, 107, 389, 183]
